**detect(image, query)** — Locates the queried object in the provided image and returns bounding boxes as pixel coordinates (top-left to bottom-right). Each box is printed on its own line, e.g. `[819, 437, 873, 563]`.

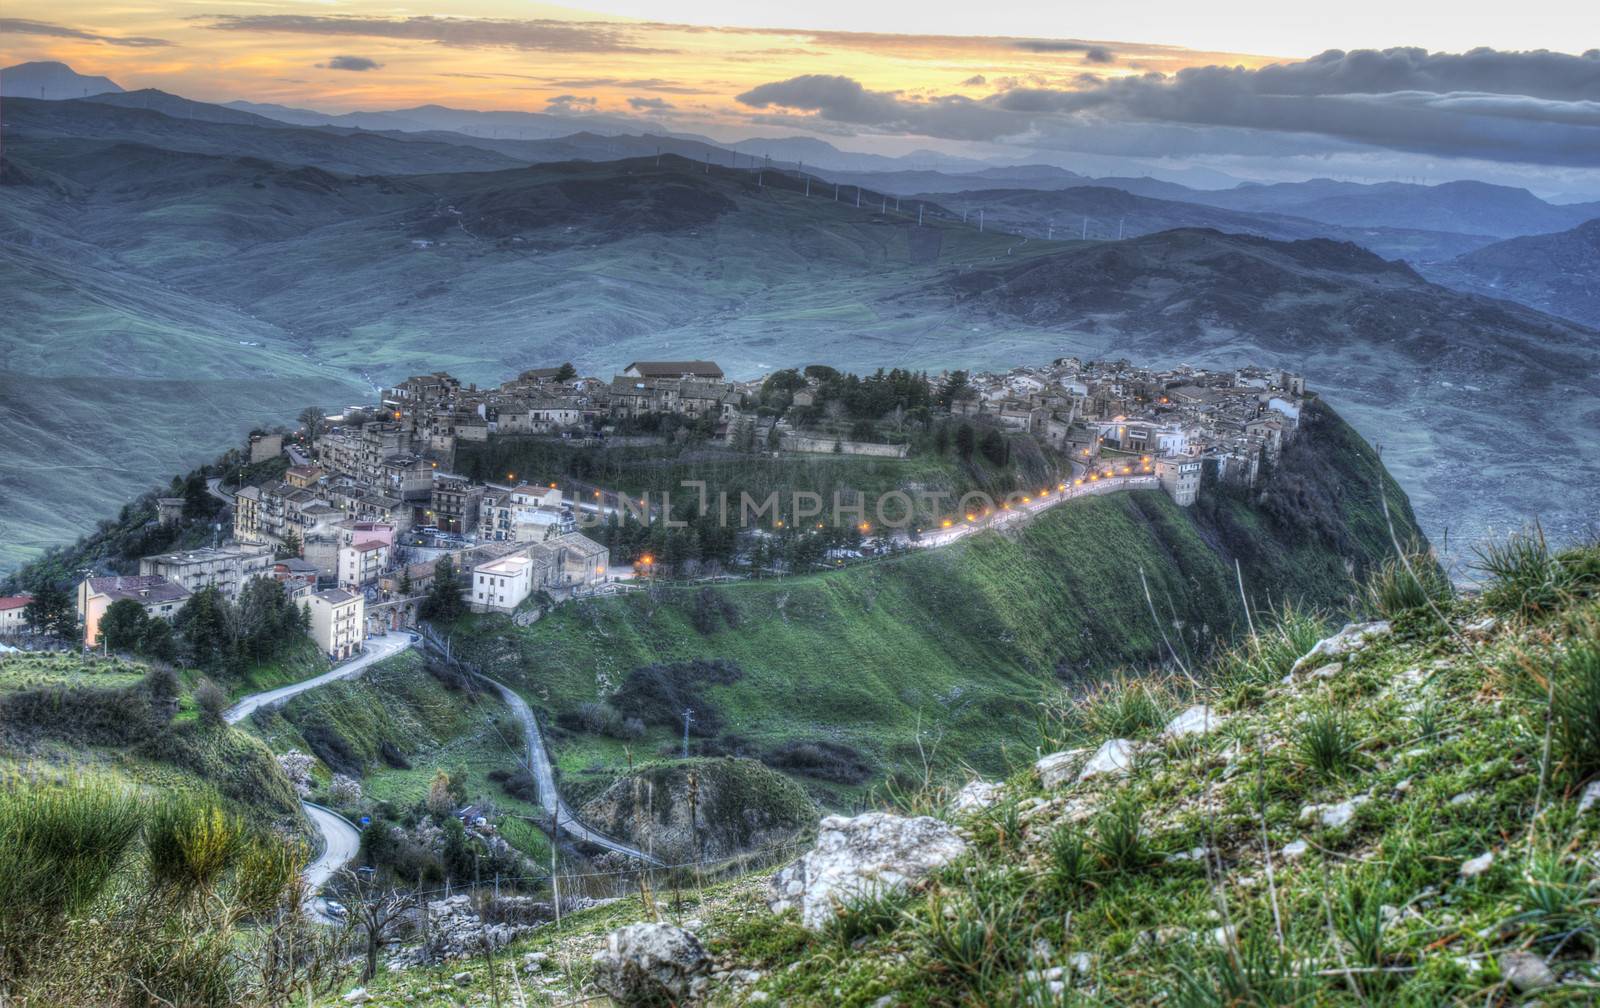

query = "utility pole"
[681, 708, 694, 759]
[978, 209, 984, 233]
[918, 203, 924, 226]
[1082, 216, 1088, 239]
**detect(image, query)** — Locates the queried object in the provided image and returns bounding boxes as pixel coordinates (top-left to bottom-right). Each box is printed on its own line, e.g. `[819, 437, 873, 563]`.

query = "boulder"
[949, 779, 1002, 816]
[1077, 739, 1136, 782]
[1499, 951, 1555, 992]
[591, 923, 710, 1006]
[768, 813, 968, 930]
[1290, 622, 1391, 673]
[1035, 749, 1086, 789]
[1162, 705, 1224, 741]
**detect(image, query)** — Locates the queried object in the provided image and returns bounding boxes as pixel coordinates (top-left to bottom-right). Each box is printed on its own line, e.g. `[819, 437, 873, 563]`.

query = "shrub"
[0, 779, 142, 977]
[145, 795, 248, 895]
[193, 678, 228, 725]
[763, 739, 875, 784]
[327, 774, 363, 806]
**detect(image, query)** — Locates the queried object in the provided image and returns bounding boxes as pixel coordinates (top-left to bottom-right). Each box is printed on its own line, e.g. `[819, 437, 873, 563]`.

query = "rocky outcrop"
[387, 894, 549, 967]
[1290, 621, 1391, 673]
[578, 757, 816, 864]
[768, 812, 968, 930]
[591, 923, 711, 1006]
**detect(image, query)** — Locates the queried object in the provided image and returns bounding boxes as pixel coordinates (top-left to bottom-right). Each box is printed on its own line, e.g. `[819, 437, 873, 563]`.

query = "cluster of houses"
[375, 360, 738, 462]
[951, 359, 1307, 506]
[4, 356, 1308, 660]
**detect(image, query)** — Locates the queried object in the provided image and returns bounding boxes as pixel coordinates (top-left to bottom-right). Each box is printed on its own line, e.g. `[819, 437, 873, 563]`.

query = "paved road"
[224, 631, 411, 722]
[909, 473, 1160, 549]
[225, 631, 413, 921]
[474, 672, 663, 865]
[300, 803, 362, 924]
[204, 476, 234, 505]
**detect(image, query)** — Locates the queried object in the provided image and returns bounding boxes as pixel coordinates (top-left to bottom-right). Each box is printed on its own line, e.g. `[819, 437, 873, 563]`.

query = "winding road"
[475, 673, 662, 865]
[225, 630, 414, 921]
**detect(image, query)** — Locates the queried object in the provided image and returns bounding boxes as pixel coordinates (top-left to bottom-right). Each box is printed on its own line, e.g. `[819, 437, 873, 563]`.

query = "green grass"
[340, 547, 1600, 1007]
[459, 491, 1266, 806]
[452, 406, 1432, 810]
[247, 651, 554, 863]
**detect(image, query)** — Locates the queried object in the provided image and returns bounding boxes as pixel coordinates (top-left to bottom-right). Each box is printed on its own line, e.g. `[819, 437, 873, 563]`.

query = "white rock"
[1281, 840, 1309, 860]
[341, 990, 371, 1005]
[1166, 846, 1209, 864]
[1577, 780, 1600, 815]
[768, 813, 969, 930]
[1449, 790, 1479, 806]
[1035, 749, 1086, 789]
[1207, 925, 1238, 946]
[949, 779, 1002, 816]
[1068, 952, 1094, 975]
[1163, 705, 1224, 740]
[1078, 739, 1137, 782]
[1309, 662, 1343, 680]
[1299, 796, 1368, 830]
[451, 971, 473, 987]
[1499, 951, 1555, 992]
[591, 923, 710, 1007]
[1460, 851, 1494, 878]
[1291, 621, 1392, 673]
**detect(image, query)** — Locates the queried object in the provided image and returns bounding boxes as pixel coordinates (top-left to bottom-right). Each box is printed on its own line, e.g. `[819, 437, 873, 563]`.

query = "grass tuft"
[1294, 710, 1360, 779]
[1362, 551, 1452, 619]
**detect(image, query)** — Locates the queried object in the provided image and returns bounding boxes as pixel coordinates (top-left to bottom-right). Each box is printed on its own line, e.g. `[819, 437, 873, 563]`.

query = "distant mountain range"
[3, 74, 1599, 565]
[0, 61, 122, 100]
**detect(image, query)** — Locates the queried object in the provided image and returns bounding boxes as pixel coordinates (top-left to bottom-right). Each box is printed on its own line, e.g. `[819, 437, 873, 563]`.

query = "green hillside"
[355, 534, 1600, 1008]
[452, 400, 1427, 806]
[0, 652, 301, 827]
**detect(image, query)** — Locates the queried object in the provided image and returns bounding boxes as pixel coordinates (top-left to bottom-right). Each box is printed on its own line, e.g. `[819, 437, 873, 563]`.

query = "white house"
[471, 555, 535, 613]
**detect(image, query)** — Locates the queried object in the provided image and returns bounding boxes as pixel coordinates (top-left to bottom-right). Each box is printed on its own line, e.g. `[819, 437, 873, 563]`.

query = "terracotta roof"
[0, 595, 32, 611]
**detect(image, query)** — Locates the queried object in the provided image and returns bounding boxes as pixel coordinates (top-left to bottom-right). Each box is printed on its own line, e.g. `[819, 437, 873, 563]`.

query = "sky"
[4, 1, 1599, 193]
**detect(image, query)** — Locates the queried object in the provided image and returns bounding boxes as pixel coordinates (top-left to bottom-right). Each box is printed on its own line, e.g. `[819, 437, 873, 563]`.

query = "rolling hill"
[4, 93, 1598, 567]
[1426, 217, 1600, 329]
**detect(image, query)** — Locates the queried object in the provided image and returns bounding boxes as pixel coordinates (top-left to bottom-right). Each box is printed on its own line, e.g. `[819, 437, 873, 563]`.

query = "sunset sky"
[4, 2, 1598, 190]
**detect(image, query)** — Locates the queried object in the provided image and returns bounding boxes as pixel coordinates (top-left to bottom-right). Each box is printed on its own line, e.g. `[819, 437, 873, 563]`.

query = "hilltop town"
[2, 356, 1305, 661]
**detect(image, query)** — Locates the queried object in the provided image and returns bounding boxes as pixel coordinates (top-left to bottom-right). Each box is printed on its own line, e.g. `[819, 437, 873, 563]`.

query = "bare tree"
[341, 869, 416, 982]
